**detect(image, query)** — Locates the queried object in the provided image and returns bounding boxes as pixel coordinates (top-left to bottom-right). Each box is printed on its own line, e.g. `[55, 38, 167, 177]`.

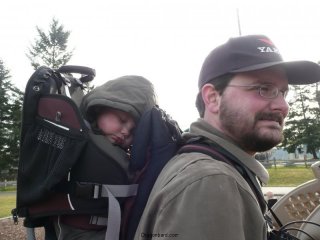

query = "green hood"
[81, 75, 157, 123]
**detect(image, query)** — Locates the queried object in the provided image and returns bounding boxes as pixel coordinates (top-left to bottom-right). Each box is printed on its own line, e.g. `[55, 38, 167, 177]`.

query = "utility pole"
[237, 8, 242, 36]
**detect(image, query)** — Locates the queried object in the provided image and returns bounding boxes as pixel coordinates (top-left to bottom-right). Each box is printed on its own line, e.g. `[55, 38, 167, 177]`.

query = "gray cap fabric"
[81, 75, 157, 122]
[199, 35, 320, 89]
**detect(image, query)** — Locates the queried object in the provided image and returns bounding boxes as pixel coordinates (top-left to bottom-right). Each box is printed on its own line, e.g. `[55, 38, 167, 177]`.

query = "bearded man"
[134, 35, 320, 240]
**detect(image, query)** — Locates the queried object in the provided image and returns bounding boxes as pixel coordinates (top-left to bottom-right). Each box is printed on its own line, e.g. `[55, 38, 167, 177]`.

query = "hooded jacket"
[134, 119, 269, 240]
[81, 75, 157, 123]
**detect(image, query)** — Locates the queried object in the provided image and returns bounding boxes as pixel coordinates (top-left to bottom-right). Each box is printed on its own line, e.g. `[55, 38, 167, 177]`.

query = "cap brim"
[230, 61, 320, 85]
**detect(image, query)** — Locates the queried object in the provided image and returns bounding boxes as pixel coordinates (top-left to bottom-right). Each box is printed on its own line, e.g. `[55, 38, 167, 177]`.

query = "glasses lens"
[260, 85, 277, 98]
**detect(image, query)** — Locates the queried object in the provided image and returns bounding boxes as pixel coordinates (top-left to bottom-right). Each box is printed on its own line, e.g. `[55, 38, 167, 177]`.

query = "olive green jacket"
[134, 119, 269, 240]
[80, 75, 156, 123]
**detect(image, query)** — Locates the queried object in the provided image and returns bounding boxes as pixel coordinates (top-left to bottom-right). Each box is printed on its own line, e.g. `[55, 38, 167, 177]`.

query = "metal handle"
[57, 65, 96, 83]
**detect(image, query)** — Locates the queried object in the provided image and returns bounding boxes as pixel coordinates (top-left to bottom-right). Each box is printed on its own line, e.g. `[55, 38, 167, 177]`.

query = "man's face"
[218, 66, 289, 154]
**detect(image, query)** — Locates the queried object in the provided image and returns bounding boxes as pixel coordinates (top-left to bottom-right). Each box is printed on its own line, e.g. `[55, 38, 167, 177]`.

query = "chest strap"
[72, 183, 138, 240]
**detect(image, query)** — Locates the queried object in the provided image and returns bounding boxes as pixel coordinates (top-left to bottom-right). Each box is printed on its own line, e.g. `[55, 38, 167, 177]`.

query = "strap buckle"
[74, 182, 101, 199]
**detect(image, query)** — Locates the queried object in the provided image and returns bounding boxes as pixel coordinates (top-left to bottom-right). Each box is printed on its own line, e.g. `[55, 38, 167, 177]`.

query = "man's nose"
[270, 94, 289, 117]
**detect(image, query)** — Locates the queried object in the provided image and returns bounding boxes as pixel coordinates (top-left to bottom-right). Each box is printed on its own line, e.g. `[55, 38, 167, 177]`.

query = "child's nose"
[121, 125, 130, 136]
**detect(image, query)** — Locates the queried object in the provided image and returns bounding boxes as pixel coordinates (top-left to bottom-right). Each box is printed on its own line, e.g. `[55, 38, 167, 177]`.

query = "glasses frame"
[227, 84, 289, 99]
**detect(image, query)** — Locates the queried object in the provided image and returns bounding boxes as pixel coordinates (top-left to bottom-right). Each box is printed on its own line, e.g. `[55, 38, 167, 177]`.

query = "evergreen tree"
[26, 18, 73, 70]
[282, 84, 320, 159]
[0, 60, 23, 179]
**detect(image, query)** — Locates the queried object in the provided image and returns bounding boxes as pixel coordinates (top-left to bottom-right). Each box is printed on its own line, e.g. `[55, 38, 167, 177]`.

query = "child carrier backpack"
[12, 65, 184, 240]
[13, 65, 132, 234]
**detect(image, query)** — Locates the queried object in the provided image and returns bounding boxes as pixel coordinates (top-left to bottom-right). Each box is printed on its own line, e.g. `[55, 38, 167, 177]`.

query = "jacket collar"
[183, 118, 269, 185]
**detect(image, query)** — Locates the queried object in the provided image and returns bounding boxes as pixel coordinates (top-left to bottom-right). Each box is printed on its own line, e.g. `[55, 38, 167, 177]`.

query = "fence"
[0, 181, 16, 189]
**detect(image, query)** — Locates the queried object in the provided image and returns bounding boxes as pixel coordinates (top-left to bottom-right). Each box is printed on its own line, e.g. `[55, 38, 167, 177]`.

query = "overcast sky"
[1, 0, 320, 129]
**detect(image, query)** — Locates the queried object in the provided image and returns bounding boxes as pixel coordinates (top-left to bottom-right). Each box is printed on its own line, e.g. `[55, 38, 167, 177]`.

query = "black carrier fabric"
[123, 107, 183, 240]
[15, 66, 130, 223]
[17, 95, 88, 211]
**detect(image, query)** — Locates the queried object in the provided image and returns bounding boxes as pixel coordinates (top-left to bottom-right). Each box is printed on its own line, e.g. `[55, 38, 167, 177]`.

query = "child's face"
[97, 109, 136, 148]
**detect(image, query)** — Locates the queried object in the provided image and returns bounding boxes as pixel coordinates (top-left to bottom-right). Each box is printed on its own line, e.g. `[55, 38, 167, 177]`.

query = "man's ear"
[201, 83, 220, 113]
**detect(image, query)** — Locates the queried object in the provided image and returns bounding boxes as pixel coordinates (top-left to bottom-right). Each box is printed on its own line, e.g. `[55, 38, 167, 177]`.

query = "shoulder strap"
[178, 139, 267, 214]
[178, 138, 284, 229]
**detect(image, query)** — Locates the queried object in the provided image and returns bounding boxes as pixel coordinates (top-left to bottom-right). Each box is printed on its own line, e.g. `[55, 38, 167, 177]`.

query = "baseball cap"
[198, 35, 320, 89]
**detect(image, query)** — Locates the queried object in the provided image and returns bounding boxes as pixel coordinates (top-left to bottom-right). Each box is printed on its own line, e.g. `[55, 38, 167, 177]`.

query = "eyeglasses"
[227, 84, 290, 99]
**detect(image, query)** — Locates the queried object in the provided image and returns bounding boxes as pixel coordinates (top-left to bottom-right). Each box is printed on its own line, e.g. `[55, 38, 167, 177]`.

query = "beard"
[220, 102, 284, 153]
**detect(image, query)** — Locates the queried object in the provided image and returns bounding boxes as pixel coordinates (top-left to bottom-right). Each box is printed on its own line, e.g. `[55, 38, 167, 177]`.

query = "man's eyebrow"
[251, 77, 287, 85]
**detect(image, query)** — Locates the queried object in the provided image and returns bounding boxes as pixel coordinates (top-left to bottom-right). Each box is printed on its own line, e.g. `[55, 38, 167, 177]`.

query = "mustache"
[255, 112, 284, 125]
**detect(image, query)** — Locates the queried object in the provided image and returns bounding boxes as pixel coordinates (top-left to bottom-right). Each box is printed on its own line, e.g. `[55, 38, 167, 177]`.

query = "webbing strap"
[26, 228, 36, 240]
[90, 184, 138, 240]
[90, 216, 108, 225]
[100, 184, 139, 198]
[179, 142, 267, 213]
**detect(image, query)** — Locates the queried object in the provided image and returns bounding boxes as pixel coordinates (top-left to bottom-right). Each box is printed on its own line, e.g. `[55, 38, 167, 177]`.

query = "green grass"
[0, 193, 16, 218]
[266, 165, 315, 187]
[0, 186, 16, 192]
